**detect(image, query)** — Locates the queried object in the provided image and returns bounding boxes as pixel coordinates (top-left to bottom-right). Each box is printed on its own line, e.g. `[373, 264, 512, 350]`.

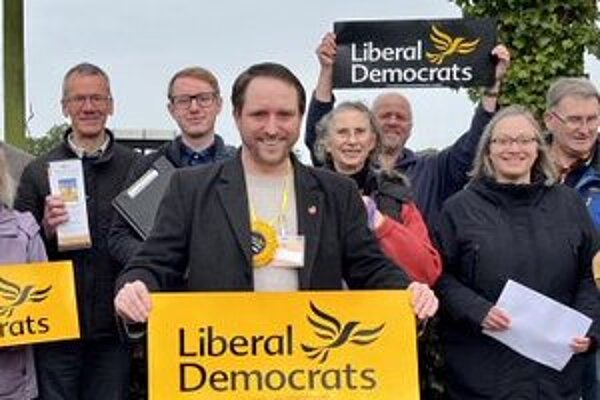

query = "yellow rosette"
[250, 219, 279, 268]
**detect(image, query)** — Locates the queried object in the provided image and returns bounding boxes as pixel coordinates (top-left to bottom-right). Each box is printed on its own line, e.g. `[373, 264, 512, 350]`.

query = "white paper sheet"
[483, 279, 592, 371]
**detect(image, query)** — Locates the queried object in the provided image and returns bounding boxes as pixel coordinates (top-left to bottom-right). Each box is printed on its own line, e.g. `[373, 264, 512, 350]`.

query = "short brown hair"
[231, 62, 305, 116]
[167, 66, 220, 99]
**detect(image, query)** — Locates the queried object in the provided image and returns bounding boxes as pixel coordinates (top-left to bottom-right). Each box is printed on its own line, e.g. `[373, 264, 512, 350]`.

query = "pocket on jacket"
[458, 241, 480, 287]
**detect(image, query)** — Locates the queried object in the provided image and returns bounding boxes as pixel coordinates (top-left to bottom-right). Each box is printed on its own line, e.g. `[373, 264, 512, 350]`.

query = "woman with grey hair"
[434, 105, 600, 399]
[0, 148, 47, 399]
[315, 100, 441, 285]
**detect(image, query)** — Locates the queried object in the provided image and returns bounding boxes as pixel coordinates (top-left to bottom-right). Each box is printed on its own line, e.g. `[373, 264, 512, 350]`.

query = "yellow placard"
[0, 261, 80, 347]
[149, 290, 419, 399]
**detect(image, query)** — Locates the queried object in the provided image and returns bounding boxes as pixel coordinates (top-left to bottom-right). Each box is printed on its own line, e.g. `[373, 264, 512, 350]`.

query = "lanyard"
[249, 173, 290, 229]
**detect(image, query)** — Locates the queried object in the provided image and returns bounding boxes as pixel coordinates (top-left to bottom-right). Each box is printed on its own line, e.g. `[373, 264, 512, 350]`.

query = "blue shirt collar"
[179, 139, 217, 166]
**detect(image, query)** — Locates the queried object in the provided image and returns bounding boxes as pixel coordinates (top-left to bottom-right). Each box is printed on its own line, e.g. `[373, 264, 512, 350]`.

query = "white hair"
[0, 148, 15, 207]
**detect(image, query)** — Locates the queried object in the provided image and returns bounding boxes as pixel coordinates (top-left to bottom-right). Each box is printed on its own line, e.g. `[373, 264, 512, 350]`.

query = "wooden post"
[3, 0, 27, 149]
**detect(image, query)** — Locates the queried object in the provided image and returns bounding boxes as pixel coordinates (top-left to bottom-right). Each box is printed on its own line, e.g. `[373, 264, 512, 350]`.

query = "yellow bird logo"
[301, 302, 385, 363]
[426, 24, 481, 65]
[0, 277, 52, 318]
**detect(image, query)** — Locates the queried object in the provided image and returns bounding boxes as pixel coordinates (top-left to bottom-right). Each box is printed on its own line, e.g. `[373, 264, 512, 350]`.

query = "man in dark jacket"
[544, 76, 600, 400]
[108, 66, 236, 267]
[114, 62, 438, 328]
[305, 32, 511, 226]
[14, 63, 139, 400]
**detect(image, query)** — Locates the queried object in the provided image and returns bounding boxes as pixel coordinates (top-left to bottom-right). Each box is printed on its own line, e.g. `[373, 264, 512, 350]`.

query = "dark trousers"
[582, 352, 599, 400]
[35, 338, 130, 400]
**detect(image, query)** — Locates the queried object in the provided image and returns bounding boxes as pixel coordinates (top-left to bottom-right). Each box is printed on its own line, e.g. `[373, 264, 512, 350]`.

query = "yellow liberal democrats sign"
[149, 290, 419, 399]
[0, 261, 79, 347]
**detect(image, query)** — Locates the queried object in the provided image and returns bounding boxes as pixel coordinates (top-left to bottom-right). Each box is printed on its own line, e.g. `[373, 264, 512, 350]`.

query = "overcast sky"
[2, 1, 599, 160]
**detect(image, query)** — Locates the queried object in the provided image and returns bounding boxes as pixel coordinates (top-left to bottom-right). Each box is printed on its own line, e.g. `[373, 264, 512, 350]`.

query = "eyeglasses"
[551, 111, 600, 129]
[490, 135, 539, 147]
[170, 92, 219, 110]
[64, 95, 112, 109]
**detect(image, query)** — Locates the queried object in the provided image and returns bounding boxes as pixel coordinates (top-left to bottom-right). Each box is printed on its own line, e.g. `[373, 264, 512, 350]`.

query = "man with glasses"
[109, 66, 235, 267]
[304, 33, 511, 227]
[114, 61, 437, 332]
[544, 77, 600, 400]
[14, 62, 139, 399]
[545, 78, 600, 187]
[108, 67, 235, 398]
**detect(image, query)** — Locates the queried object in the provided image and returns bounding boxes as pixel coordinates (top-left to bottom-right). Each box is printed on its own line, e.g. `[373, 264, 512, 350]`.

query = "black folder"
[113, 156, 176, 239]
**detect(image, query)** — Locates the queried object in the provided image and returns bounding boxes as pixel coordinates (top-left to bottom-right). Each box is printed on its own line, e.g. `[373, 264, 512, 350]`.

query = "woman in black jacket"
[434, 105, 600, 399]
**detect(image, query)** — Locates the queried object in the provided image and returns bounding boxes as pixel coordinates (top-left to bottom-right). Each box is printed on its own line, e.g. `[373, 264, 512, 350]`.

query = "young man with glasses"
[14, 62, 139, 400]
[544, 77, 600, 400]
[109, 66, 236, 266]
[107, 66, 235, 398]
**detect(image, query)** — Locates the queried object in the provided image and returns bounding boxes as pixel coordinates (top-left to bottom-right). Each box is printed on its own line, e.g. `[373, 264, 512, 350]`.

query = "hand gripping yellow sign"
[149, 290, 419, 399]
[0, 261, 79, 347]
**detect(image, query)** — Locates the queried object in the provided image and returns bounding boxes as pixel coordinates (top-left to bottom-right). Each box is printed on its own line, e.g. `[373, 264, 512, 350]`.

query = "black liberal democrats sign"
[333, 18, 496, 89]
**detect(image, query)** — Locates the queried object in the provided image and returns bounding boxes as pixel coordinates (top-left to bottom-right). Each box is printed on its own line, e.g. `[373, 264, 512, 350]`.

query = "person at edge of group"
[113, 62, 438, 333]
[313, 100, 441, 286]
[305, 32, 511, 226]
[108, 66, 236, 267]
[434, 105, 600, 400]
[14, 63, 139, 400]
[543, 77, 600, 400]
[0, 141, 33, 183]
[0, 148, 47, 400]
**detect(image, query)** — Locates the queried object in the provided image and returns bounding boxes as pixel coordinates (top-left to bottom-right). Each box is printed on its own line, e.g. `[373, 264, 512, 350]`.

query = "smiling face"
[544, 95, 600, 161]
[372, 93, 413, 154]
[325, 109, 377, 175]
[61, 73, 113, 139]
[488, 115, 540, 184]
[235, 76, 302, 174]
[168, 76, 222, 140]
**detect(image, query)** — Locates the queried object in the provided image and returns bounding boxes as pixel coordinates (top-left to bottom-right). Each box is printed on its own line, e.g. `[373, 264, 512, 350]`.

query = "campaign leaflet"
[48, 159, 92, 251]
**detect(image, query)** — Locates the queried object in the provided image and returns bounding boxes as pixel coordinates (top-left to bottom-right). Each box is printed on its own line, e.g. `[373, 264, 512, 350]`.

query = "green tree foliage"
[25, 124, 68, 156]
[452, 0, 600, 116]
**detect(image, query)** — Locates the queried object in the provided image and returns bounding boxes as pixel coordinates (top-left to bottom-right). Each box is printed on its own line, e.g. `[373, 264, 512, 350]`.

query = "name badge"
[271, 235, 304, 269]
